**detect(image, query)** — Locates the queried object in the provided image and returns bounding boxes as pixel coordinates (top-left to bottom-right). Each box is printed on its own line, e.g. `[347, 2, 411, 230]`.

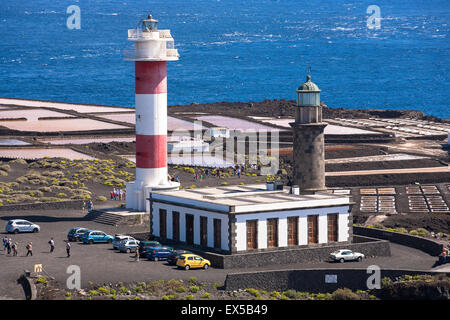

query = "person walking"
[12, 242, 18, 256]
[82, 200, 86, 213]
[26, 242, 33, 257]
[66, 241, 71, 258]
[6, 238, 11, 255]
[3, 236, 8, 251]
[135, 248, 140, 262]
[49, 237, 55, 253]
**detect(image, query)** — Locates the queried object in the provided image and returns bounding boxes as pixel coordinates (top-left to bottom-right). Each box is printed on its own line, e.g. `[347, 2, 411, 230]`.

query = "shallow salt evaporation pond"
[0, 148, 95, 160]
[0, 139, 30, 146]
[40, 137, 136, 145]
[195, 115, 283, 132]
[0, 98, 131, 114]
[0, 118, 129, 132]
[262, 118, 383, 135]
[94, 113, 206, 131]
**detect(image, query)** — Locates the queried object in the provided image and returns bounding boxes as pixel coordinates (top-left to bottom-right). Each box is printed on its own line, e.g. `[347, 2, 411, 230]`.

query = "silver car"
[118, 239, 140, 253]
[112, 235, 137, 250]
[330, 249, 364, 263]
[6, 219, 40, 234]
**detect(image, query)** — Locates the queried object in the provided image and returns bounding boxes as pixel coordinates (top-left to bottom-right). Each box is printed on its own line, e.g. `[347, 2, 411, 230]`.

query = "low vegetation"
[0, 158, 135, 206]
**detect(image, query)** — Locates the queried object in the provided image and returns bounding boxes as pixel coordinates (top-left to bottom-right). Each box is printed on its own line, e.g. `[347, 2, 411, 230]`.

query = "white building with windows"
[149, 184, 352, 254]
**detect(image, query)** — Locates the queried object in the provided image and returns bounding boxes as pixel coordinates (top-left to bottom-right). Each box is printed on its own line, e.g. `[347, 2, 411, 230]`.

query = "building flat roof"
[151, 184, 351, 214]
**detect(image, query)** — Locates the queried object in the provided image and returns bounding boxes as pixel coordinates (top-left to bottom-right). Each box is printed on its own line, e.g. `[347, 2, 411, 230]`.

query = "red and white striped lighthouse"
[125, 14, 180, 211]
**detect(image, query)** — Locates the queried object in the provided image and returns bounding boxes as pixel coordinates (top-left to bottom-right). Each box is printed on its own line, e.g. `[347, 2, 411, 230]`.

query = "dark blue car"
[145, 246, 174, 261]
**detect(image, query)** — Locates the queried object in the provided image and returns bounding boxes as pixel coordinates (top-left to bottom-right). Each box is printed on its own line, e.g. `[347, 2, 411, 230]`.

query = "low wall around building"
[200, 235, 390, 269]
[0, 200, 84, 212]
[224, 268, 449, 292]
[354, 226, 444, 256]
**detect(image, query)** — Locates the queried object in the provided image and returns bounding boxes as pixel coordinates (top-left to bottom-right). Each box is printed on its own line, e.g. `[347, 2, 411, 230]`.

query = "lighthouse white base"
[125, 180, 180, 212]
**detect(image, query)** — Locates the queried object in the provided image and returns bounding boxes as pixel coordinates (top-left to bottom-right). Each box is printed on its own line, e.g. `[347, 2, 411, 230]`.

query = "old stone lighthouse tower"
[290, 73, 327, 194]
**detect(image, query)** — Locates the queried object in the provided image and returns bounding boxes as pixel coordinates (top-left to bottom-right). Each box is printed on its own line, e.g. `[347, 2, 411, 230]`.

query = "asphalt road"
[0, 208, 440, 299]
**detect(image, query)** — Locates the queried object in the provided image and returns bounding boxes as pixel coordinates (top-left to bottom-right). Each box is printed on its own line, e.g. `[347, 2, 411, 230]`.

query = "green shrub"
[270, 291, 281, 298]
[88, 290, 99, 296]
[330, 288, 360, 300]
[16, 176, 28, 184]
[201, 292, 210, 299]
[189, 286, 199, 293]
[415, 228, 429, 236]
[98, 287, 111, 295]
[133, 285, 144, 293]
[10, 159, 27, 165]
[245, 288, 259, 297]
[0, 164, 11, 172]
[97, 196, 107, 201]
[176, 286, 186, 293]
[119, 286, 129, 295]
[36, 276, 48, 284]
[282, 289, 299, 299]
[188, 277, 197, 285]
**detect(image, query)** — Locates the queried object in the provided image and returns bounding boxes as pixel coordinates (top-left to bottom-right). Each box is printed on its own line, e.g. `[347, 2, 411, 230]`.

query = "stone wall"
[354, 226, 444, 256]
[224, 268, 449, 292]
[0, 200, 84, 212]
[200, 235, 390, 269]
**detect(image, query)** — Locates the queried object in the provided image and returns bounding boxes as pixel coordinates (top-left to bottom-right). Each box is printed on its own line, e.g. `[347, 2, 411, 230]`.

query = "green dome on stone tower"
[297, 74, 320, 92]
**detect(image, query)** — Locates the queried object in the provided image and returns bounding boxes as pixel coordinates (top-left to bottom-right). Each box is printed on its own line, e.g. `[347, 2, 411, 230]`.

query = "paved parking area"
[0, 208, 440, 299]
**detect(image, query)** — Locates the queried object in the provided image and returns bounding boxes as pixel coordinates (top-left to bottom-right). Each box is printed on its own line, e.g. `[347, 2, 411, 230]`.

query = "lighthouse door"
[185, 214, 194, 245]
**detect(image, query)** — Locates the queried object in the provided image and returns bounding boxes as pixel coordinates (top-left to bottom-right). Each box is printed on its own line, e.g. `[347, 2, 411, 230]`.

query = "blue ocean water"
[0, 0, 448, 118]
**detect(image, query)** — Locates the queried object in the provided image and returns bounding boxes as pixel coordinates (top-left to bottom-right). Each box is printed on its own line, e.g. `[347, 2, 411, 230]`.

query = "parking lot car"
[6, 219, 40, 234]
[112, 235, 137, 250]
[330, 249, 364, 263]
[138, 240, 161, 257]
[146, 246, 174, 261]
[118, 239, 140, 253]
[167, 250, 192, 265]
[67, 227, 89, 242]
[176, 254, 211, 270]
[82, 230, 114, 244]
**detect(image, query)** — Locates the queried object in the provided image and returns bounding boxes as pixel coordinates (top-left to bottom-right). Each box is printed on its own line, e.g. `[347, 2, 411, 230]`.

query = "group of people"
[192, 163, 260, 181]
[110, 188, 124, 201]
[81, 200, 94, 213]
[2, 236, 33, 257]
[2, 236, 71, 258]
[439, 244, 450, 265]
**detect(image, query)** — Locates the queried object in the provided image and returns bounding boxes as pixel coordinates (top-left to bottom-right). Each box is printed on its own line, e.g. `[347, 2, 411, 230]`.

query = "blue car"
[145, 246, 174, 261]
[82, 230, 114, 244]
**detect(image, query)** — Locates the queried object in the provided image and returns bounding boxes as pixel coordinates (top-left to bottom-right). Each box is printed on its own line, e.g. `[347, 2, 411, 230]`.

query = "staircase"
[85, 210, 125, 226]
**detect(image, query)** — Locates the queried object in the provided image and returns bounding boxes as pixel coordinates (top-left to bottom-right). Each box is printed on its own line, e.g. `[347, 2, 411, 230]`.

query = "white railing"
[123, 47, 179, 60]
[158, 29, 172, 38]
[166, 49, 179, 57]
[127, 28, 160, 40]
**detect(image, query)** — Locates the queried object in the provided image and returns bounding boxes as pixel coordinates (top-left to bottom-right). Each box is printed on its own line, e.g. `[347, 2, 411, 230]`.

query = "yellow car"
[176, 254, 211, 270]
